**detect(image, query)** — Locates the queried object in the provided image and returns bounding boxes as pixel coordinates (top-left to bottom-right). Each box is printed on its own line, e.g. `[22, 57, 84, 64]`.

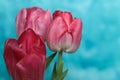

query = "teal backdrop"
[0, 0, 120, 80]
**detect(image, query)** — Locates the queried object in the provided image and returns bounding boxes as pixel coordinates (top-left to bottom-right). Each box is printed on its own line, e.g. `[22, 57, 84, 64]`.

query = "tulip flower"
[47, 10, 82, 53]
[16, 7, 51, 40]
[4, 29, 46, 80]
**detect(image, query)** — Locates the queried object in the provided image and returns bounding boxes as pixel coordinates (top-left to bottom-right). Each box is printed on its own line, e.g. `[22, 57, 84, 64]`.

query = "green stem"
[58, 51, 62, 69]
[58, 51, 63, 60]
[57, 50, 63, 75]
[51, 51, 68, 80]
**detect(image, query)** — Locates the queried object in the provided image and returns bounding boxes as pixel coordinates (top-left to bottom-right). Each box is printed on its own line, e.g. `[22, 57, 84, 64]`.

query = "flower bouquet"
[3, 7, 82, 80]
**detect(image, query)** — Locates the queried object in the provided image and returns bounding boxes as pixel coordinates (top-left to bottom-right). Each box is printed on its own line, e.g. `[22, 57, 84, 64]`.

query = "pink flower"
[4, 29, 46, 80]
[47, 10, 82, 53]
[16, 7, 51, 40]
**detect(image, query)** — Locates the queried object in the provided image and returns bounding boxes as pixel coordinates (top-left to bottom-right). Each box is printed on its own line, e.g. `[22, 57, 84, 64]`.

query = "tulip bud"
[16, 7, 51, 40]
[4, 29, 46, 80]
[47, 10, 82, 53]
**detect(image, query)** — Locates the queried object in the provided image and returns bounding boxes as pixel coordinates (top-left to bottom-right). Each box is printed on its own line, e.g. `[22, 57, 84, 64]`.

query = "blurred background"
[0, 0, 120, 80]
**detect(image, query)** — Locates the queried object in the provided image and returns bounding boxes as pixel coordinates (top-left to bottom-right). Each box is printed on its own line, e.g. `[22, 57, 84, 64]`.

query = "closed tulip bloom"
[16, 7, 51, 40]
[47, 10, 82, 53]
[4, 29, 46, 80]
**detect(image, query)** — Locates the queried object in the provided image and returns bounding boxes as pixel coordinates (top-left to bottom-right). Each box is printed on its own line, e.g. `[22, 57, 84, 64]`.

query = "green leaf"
[46, 52, 57, 69]
[61, 69, 69, 80]
[51, 63, 57, 80]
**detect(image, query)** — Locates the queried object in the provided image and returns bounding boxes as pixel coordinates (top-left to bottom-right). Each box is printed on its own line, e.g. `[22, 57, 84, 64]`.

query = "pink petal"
[53, 10, 73, 27]
[47, 17, 67, 52]
[66, 18, 82, 52]
[35, 10, 51, 39]
[16, 8, 27, 37]
[58, 32, 72, 51]
[16, 7, 51, 40]
[62, 12, 73, 27]
[53, 10, 62, 19]
[24, 7, 44, 30]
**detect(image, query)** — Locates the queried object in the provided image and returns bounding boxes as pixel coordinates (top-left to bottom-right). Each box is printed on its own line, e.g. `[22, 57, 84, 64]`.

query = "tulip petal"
[16, 7, 51, 40]
[62, 12, 73, 27]
[58, 32, 72, 51]
[4, 39, 26, 79]
[16, 7, 45, 37]
[17, 29, 40, 54]
[53, 10, 62, 19]
[53, 10, 73, 27]
[16, 54, 45, 80]
[35, 10, 51, 39]
[66, 18, 82, 52]
[47, 17, 67, 52]
[24, 7, 45, 30]
[17, 28, 46, 60]
[30, 43, 46, 58]
[4, 27, 46, 80]
[16, 8, 27, 37]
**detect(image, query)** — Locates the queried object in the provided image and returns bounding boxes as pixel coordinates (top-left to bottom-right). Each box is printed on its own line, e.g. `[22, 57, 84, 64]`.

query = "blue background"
[0, 0, 120, 80]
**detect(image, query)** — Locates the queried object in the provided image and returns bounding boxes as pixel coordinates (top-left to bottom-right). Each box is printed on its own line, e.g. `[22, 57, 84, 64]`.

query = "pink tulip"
[47, 10, 82, 53]
[16, 7, 51, 40]
[4, 29, 46, 80]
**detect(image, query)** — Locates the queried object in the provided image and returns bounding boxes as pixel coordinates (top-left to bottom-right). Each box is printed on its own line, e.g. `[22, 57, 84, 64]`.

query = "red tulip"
[47, 10, 82, 53]
[4, 29, 46, 80]
[16, 7, 51, 40]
